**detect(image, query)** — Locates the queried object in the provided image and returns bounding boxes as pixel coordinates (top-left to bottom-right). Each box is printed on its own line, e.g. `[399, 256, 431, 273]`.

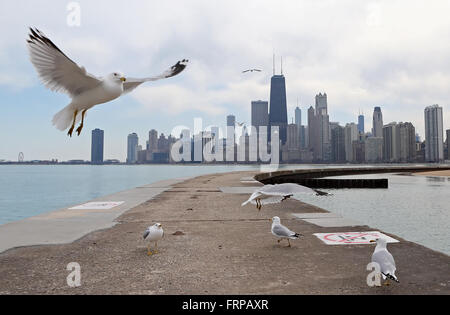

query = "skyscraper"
[446, 129, 450, 160]
[295, 107, 301, 127]
[294, 106, 306, 149]
[424, 105, 444, 162]
[358, 114, 365, 134]
[330, 124, 346, 163]
[372, 107, 383, 138]
[127, 133, 139, 164]
[227, 115, 236, 127]
[398, 122, 416, 162]
[269, 73, 288, 144]
[308, 93, 330, 161]
[344, 123, 358, 162]
[91, 128, 104, 164]
[147, 129, 158, 161]
[251, 101, 269, 133]
[383, 122, 400, 162]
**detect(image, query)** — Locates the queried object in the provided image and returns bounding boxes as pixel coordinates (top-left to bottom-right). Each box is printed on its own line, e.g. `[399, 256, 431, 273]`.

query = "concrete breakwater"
[255, 166, 450, 188]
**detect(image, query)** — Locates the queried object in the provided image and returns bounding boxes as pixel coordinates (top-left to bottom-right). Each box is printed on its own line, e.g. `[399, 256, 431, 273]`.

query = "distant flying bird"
[370, 238, 399, 285]
[241, 183, 329, 211]
[242, 69, 262, 73]
[143, 223, 164, 256]
[270, 216, 302, 247]
[236, 121, 246, 127]
[27, 28, 188, 137]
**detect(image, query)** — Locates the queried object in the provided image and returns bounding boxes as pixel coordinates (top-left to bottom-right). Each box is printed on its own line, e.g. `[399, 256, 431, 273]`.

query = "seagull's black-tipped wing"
[26, 28, 101, 97]
[123, 59, 189, 94]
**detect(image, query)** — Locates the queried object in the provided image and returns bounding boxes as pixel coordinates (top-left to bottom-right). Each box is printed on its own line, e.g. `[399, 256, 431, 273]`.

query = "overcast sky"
[0, 0, 449, 161]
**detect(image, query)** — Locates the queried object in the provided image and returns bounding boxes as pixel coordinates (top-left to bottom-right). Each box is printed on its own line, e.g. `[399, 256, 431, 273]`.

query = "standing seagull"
[143, 223, 164, 256]
[26, 28, 188, 137]
[241, 183, 329, 211]
[370, 238, 399, 285]
[271, 216, 302, 247]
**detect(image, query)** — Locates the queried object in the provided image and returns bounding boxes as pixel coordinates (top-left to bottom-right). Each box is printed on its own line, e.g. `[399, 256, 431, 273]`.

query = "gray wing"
[27, 28, 101, 97]
[258, 196, 286, 205]
[241, 191, 262, 206]
[372, 250, 396, 275]
[260, 183, 316, 196]
[272, 224, 296, 238]
[123, 59, 189, 94]
[143, 228, 150, 240]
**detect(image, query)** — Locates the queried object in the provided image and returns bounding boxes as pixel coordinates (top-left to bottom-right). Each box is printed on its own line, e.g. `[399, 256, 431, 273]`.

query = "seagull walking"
[143, 223, 164, 256]
[26, 28, 188, 137]
[241, 183, 329, 211]
[271, 216, 302, 247]
[370, 238, 399, 285]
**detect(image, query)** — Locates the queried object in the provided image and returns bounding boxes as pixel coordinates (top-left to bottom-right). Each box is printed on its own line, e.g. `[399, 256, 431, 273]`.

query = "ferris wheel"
[18, 152, 24, 162]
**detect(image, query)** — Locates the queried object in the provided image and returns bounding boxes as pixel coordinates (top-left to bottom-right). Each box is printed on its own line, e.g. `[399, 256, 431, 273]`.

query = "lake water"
[0, 164, 449, 255]
[0, 164, 259, 225]
[294, 173, 450, 255]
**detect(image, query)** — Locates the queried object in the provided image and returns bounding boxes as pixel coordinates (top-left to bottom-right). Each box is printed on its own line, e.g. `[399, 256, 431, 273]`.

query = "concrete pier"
[0, 171, 449, 294]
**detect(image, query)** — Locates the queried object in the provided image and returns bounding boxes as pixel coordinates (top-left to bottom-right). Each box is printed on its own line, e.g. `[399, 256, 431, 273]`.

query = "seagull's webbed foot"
[76, 124, 83, 136]
[67, 127, 74, 137]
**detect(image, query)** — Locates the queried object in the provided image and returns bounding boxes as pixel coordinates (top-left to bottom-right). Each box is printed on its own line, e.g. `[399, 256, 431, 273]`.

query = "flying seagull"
[370, 238, 399, 285]
[143, 223, 164, 256]
[26, 28, 188, 137]
[271, 216, 302, 247]
[242, 69, 262, 73]
[241, 183, 329, 211]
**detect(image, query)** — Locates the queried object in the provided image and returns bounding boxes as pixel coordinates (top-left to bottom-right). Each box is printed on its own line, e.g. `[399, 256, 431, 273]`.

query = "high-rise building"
[127, 133, 139, 164]
[424, 105, 444, 162]
[286, 123, 299, 150]
[365, 137, 383, 163]
[307, 94, 331, 161]
[147, 129, 158, 161]
[91, 128, 104, 164]
[227, 115, 236, 127]
[372, 107, 383, 138]
[251, 101, 269, 133]
[344, 123, 358, 162]
[383, 122, 400, 162]
[295, 107, 302, 127]
[307, 106, 316, 154]
[269, 73, 288, 144]
[398, 122, 416, 162]
[358, 114, 365, 134]
[330, 124, 346, 163]
[445, 129, 450, 160]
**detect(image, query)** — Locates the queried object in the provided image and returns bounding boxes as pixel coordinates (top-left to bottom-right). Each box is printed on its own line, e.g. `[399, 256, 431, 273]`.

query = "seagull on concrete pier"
[143, 223, 164, 256]
[271, 216, 302, 247]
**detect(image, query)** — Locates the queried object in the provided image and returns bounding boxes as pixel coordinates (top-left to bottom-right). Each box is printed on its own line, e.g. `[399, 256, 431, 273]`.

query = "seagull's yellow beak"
[120, 77, 126, 82]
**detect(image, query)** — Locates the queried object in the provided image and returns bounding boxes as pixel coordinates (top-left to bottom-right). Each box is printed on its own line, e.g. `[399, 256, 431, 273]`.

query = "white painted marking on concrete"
[69, 201, 125, 210]
[314, 231, 399, 245]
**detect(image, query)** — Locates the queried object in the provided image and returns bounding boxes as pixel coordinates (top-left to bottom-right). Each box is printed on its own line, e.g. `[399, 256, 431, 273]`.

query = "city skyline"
[2, 1, 450, 161]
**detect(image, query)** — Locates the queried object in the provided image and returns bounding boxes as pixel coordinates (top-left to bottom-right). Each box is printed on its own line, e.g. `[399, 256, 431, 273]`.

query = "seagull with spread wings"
[26, 28, 188, 137]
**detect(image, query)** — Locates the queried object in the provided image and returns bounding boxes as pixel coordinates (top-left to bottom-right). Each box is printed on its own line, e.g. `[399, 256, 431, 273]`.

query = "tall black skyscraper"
[91, 128, 104, 164]
[269, 71, 288, 144]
